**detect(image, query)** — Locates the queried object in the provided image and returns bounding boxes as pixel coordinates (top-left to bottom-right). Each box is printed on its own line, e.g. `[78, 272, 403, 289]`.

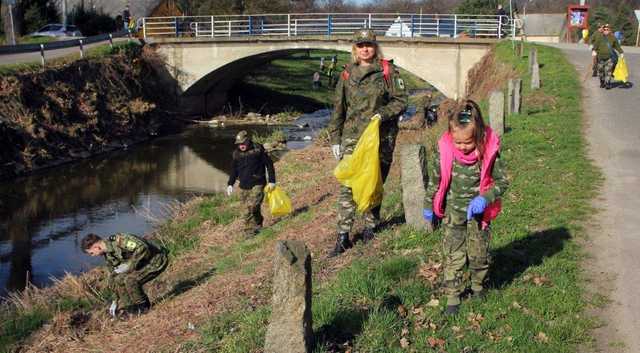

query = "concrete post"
[400, 144, 432, 232]
[489, 90, 505, 136]
[506, 79, 514, 115]
[514, 78, 522, 113]
[528, 48, 537, 73]
[531, 54, 541, 90]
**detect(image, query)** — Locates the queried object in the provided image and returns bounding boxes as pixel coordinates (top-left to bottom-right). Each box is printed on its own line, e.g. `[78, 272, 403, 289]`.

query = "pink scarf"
[432, 127, 502, 228]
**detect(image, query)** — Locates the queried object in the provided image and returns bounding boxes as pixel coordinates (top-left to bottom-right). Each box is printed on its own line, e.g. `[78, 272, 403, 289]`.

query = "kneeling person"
[227, 130, 276, 238]
[82, 233, 168, 315]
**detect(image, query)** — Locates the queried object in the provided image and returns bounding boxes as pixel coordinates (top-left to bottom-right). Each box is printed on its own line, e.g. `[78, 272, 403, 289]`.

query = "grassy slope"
[228, 49, 431, 114]
[1, 42, 602, 352]
[190, 42, 602, 352]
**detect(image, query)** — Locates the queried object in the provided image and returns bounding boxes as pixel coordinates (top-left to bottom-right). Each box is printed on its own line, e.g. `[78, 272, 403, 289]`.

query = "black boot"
[592, 70, 598, 77]
[328, 233, 352, 258]
[600, 79, 606, 88]
[606, 82, 613, 90]
[362, 227, 375, 244]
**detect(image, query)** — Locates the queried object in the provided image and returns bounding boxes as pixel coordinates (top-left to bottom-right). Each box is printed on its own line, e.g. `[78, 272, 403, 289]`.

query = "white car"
[31, 24, 82, 38]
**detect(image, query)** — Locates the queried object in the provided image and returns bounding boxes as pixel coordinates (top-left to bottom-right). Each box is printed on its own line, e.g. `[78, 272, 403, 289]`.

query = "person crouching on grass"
[423, 100, 509, 315]
[82, 233, 168, 317]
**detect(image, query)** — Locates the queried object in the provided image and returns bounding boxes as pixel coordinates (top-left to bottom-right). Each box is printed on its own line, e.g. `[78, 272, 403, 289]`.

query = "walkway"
[559, 43, 640, 352]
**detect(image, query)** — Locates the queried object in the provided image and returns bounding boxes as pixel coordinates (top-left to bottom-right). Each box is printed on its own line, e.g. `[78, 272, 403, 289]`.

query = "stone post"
[265, 241, 313, 353]
[513, 79, 522, 114]
[400, 144, 432, 232]
[506, 79, 514, 115]
[489, 90, 505, 136]
[528, 48, 537, 73]
[531, 53, 541, 90]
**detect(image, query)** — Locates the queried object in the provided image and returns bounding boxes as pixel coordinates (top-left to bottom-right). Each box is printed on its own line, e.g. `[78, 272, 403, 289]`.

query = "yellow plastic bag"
[333, 118, 383, 214]
[264, 186, 293, 217]
[614, 57, 629, 83]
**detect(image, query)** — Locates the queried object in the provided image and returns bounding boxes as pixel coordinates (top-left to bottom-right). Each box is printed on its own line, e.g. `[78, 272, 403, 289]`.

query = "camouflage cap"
[234, 130, 249, 144]
[353, 28, 377, 44]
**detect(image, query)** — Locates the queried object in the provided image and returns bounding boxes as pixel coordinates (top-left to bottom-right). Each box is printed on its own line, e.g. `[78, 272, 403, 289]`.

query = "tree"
[455, 0, 504, 15]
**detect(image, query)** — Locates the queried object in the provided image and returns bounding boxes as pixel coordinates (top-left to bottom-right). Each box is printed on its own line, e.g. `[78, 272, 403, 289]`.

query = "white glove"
[620, 53, 624, 59]
[226, 185, 233, 196]
[113, 263, 130, 274]
[370, 113, 381, 121]
[331, 145, 341, 160]
[592, 50, 597, 57]
[109, 300, 117, 317]
[266, 182, 276, 192]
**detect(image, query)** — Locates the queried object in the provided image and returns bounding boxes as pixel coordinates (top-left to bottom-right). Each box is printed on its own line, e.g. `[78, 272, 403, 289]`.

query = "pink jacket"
[432, 127, 502, 226]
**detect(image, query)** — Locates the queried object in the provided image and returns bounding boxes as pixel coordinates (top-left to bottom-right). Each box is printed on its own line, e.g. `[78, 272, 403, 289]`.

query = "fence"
[142, 13, 513, 40]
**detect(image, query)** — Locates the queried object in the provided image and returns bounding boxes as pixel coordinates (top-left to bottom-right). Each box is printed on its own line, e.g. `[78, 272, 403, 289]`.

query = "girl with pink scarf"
[423, 100, 509, 315]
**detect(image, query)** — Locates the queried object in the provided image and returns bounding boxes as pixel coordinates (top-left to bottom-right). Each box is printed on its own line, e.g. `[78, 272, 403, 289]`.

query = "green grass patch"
[0, 41, 139, 76]
[188, 41, 601, 353]
[228, 49, 432, 114]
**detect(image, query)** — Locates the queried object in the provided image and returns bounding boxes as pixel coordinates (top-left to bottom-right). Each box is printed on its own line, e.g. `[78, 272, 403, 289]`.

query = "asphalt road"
[0, 37, 131, 66]
[558, 44, 640, 352]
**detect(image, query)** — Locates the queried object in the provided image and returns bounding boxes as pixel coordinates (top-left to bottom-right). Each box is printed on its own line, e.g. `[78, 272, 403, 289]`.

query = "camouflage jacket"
[593, 33, 623, 60]
[104, 233, 154, 273]
[328, 60, 408, 152]
[425, 149, 508, 223]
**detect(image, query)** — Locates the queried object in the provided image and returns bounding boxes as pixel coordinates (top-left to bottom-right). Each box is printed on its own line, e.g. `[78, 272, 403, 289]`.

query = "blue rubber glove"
[423, 208, 434, 222]
[467, 196, 488, 220]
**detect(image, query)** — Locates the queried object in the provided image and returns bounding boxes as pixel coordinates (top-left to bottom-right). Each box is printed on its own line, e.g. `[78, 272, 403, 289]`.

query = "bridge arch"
[151, 36, 495, 114]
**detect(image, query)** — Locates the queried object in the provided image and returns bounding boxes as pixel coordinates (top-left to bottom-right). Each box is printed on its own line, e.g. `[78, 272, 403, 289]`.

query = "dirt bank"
[0, 44, 181, 180]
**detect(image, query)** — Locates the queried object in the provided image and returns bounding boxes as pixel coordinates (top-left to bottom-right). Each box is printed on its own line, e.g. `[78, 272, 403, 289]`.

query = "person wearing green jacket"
[82, 233, 168, 316]
[327, 28, 408, 257]
[589, 23, 604, 77]
[592, 24, 624, 89]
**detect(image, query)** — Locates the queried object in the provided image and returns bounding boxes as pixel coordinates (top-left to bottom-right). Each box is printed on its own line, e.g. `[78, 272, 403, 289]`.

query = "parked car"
[31, 24, 83, 38]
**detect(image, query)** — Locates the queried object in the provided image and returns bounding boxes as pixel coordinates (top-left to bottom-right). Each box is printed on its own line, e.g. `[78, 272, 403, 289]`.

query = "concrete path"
[0, 37, 131, 66]
[557, 44, 640, 352]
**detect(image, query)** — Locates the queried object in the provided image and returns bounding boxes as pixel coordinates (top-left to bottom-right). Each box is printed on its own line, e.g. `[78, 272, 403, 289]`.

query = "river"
[0, 110, 333, 296]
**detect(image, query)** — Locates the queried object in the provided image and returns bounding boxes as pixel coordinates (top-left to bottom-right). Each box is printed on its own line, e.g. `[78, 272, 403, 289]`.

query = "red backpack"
[341, 59, 391, 86]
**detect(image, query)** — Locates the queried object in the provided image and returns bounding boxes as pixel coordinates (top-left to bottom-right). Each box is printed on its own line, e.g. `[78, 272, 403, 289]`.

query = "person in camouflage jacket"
[327, 28, 408, 257]
[423, 100, 508, 315]
[82, 232, 168, 316]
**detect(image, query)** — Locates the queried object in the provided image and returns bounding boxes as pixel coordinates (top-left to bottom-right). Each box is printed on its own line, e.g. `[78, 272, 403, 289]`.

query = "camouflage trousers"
[112, 252, 168, 309]
[441, 213, 491, 306]
[238, 185, 265, 236]
[336, 149, 395, 234]
[598, 58, 614, 84]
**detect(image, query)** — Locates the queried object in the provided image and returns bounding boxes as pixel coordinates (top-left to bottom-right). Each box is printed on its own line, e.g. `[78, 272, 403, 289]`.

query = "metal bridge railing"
[142, 13, 513, 40]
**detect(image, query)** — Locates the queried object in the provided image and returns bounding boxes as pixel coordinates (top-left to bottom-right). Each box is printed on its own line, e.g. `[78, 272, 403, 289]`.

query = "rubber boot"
[445, 304, 460, 316]
[362, 227, 375, 244]
[328, 233, 352, 258]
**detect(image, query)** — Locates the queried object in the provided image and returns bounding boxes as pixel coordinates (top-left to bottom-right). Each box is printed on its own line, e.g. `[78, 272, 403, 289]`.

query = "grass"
[189, 41, 602, 352]
[228, 49, 432, 114]
[0, 41, 139, 76]
[0, 192, 240, 353]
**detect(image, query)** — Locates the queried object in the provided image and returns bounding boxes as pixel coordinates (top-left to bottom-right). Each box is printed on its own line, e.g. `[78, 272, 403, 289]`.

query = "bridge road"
[0, 37, 130, 66]
[558, 44, 640, 352]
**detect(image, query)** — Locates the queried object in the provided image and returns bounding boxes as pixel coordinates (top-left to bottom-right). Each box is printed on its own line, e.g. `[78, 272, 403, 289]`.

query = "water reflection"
[0, 125, 268, 295]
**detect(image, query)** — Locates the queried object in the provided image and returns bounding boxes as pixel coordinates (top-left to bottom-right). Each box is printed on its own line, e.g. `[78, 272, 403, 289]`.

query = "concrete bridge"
[150, 35, 496, 115]
[144, 13, 509, 114]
